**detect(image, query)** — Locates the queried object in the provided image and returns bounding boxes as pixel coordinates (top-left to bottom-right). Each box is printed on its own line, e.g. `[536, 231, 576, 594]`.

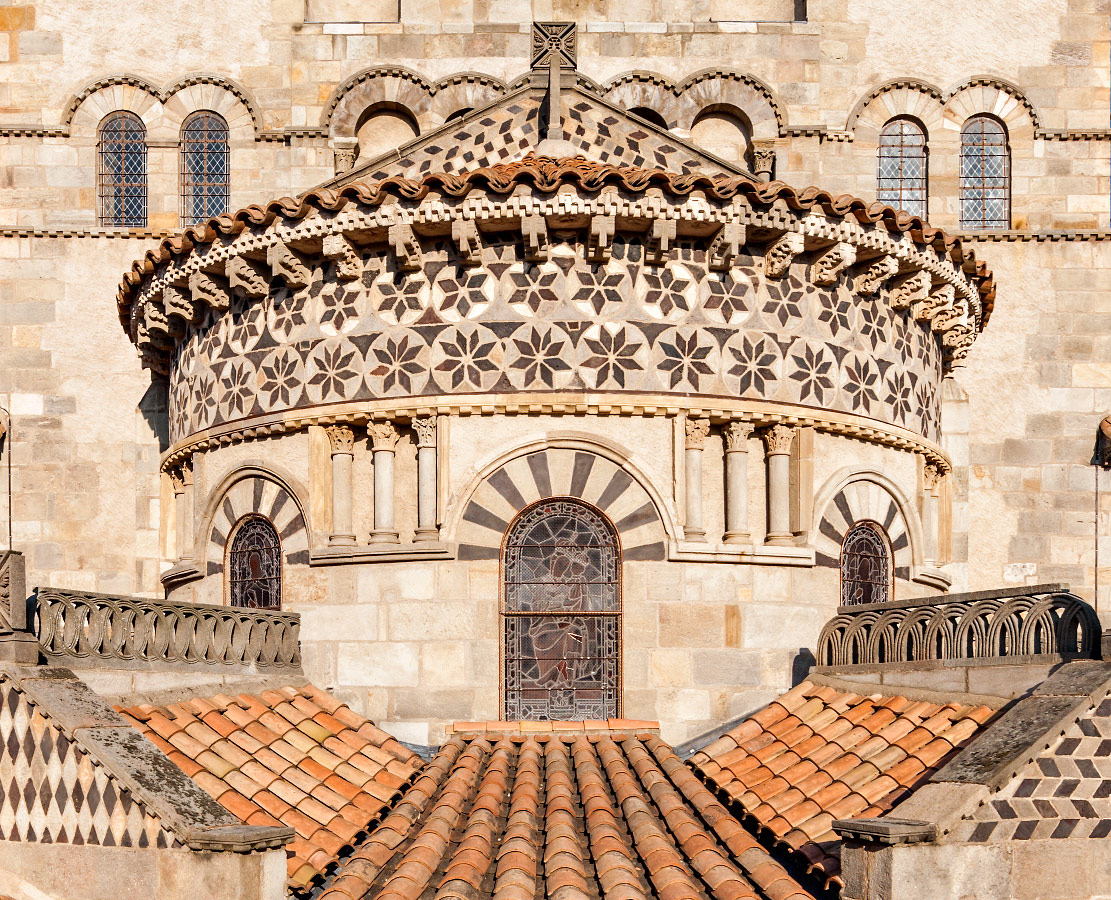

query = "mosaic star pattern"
[169, 239, 942, 445]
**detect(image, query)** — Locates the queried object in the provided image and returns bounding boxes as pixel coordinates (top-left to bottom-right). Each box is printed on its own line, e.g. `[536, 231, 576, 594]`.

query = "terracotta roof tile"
[689, 681, 996, 888]
[119, 684, 422, 895]
[322, 731, 813, 900]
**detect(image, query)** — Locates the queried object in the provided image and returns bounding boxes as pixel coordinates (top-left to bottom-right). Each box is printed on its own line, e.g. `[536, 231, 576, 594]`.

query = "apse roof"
[688, 680, 996, 889]
[119, 684, 422, 893]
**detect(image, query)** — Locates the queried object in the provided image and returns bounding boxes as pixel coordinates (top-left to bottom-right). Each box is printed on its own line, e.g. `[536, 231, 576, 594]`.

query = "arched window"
[840, 520, 892, 606]
[960, 116, 1010, 230]
[97, 112, 148, 227]
[629, 106, 669, 130]
[227, 516, 282, 610]
[877, 118, 927, 218]
[691, 106, 753, 169]
[181, 112, 230, 227]
[502, 498, 620, 721]
[355, 103, 419, 163]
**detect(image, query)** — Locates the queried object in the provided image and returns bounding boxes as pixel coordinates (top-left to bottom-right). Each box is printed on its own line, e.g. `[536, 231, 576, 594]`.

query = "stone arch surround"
[453, 446, 669, 561]
[201, 466, 311, 579]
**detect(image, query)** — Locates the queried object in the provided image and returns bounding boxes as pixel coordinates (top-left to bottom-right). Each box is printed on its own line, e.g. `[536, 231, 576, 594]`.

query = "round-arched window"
[840, 520, 892, 606]
[97, 112, 148, 227]
[960, 116, 1010, 230]
[502, 498, 620, 721]
[227, 516, 282, 610]
[180, 111, 230, 227]
[877, 117, 927, 218]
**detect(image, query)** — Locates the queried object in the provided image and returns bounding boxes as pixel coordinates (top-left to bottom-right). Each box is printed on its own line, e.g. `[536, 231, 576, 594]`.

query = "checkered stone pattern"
[951, 694, 1111, 843]
[0, 676, 177, 848]
[169, 240, 942, 446]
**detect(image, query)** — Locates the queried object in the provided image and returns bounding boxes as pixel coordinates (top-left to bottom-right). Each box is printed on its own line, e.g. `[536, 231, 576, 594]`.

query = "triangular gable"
[324, 83, 748, 189]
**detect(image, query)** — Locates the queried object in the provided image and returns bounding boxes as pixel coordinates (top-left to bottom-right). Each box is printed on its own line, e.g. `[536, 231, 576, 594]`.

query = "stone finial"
[709, 222, 745, 272]
[325, 425, 355, 454]
[367, 421, 401, 452]
[811, 242, 856, 286]
[684, 416, 711, 450]
[413, 416, 437, 449]
[323, 233, 361, 281]
[227, 255, 270, 299]
[267, 243, 312, 289]
[723, 420, 755, 451]
[761, 424, 795, 455]
[856, 254, 899, 295]
[531, 21, 576, 70]
[764, 231, 804, 279]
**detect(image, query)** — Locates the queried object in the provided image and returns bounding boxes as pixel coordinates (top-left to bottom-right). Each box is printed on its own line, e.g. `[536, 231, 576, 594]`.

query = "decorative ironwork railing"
[35, 587, 301, 671]
[816, 585, 1101, 667]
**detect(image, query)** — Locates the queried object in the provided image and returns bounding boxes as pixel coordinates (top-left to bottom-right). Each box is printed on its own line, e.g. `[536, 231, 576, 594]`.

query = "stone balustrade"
[35, 588, 302, 672]
[816, 584, 1101, 668]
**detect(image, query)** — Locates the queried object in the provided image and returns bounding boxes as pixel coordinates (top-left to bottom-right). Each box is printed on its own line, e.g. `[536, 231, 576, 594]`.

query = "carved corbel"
[708, 222, 745, 271]
[913, 281, 954, 323]
[646, 218, 676, 265]
[586, 214, 615, 263]
[764, 231, 804, 279]
[267, 243, 312, 289]
[888, 268, 932, 311]
[855, 254, 899, 295]
[227, 255, 270, 299]
[188, 270, 230, 312]
[931, 306, 965, 333]
[323, 233, 361, 281]
[522, 215, 549, 263]
[142, 297, 174, 337]
[811, 242, 856, 286]
[388, 223, 423, 272]
[943, 324, 976, 365]
[451, 219, 483, 266]
[163, 283, 201, 325]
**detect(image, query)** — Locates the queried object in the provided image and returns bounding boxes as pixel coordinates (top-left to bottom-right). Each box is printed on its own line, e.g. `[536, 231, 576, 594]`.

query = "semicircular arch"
[673, 69, 784, 138]
[324, 66, 434, 138]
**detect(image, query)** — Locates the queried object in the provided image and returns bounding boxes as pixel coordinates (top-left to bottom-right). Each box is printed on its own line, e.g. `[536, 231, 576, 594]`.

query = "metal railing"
[816, 585, 1101, 668]
[35, 587, 301, 672]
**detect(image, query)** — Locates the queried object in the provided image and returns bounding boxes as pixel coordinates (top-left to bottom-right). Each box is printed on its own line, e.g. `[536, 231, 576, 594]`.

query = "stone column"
[177, 460, 194, 561]
[923, 463, 942, 565]
[762, 425, 795, 546]
[413, 416, 438, 543]
[171, 468, 186, 562]
[683, 416, 710, 542]
[325, 425, 356, 547]
[723, 421, 755, 544]
[368, 421, 400, 545]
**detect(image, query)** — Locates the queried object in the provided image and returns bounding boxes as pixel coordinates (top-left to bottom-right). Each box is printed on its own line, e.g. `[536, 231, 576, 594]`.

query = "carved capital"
[325, 425, 355, 454]
[367, 421, 400, 452]
[413, 416, 437, 449]
[323, 233, 361, 281]
[764, 231, 804, 279]
[333, 139, 357, 174]
[856, 254, 899, 295]
[684, 416, 710, 450]
[889, 268, 932, 311]
[752, 141, 776, 180]
[180, 458, 193, 486]
[170, 468, 186, 493]
[723, 420, 756, 451]
[761, 424, 795, 455]
[811, 242, 857, 286]
[923, 463, 943, 491]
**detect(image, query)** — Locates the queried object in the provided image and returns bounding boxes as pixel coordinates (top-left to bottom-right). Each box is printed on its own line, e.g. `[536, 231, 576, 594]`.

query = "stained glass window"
[181, 112, 230, 227]
[503, 499, 620, 721]
[97, 112, 148, 227]
[228, 516, 282, 610]
[840, 520, 891, 606]
[877, 118, 927, 218]
[960, 116, 1010, 230]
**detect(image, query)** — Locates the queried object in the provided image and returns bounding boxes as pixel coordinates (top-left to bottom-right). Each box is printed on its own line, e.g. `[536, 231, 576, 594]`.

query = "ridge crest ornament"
[531, 22, 577, 70]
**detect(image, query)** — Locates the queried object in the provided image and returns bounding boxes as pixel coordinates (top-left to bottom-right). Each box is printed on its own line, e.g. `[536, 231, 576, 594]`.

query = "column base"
[764, 533, 794, 546]
[683, 526, 707, 541]
[722, 531, 752, 545]
[328, 533, 357, 547]
[368, 529, 400, 545]
[413, 528, 439, 543]
[0, 631, 40, 664]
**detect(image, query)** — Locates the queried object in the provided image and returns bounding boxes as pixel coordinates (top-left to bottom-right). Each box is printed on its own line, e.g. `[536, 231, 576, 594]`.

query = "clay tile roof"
[115, 153, 995, 330]
[120, 684, 422, 894]
[689, 681, 996, 889]
[321, 729, 814, 900]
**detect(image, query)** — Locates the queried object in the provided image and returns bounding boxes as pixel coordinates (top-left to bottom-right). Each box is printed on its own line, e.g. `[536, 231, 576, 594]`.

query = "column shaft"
[762, 425, 795, 546]
[326, 426, 356, 547]
[368, 422, 400, 544]
[414, 417, 438, 542]
[723, 421, 754, 544]
[683, 417, 709, 542]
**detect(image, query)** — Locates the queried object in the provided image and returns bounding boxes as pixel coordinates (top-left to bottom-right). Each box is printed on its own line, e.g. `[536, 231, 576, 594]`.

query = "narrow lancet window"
[840, 520, 892, 606]
[228, 516, 282, 610]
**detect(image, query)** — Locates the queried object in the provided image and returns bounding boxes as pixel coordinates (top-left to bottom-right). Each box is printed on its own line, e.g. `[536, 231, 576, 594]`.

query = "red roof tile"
[689, 681, 996, 888]
[120, 684, 422, 894]
[322, 730, 814, 900]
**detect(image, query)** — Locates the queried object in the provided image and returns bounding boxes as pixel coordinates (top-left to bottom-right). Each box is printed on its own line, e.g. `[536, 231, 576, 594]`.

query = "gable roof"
[119, 684, 422, 893]
[688, 681, 996, 889]
[322, 724, 815, 900]
[321, 79, 750, 190]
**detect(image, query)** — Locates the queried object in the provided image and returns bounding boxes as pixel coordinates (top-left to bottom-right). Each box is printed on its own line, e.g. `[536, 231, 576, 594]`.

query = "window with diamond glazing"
[960, 116, 1010, 230]
[877, 118, 927, 218]
[228, 516, 282, 610]
[840, 520, 892, 606]
[181, 112, 230, 227]
[503, 499, 620, 721]
[97, 112, 148, 227]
